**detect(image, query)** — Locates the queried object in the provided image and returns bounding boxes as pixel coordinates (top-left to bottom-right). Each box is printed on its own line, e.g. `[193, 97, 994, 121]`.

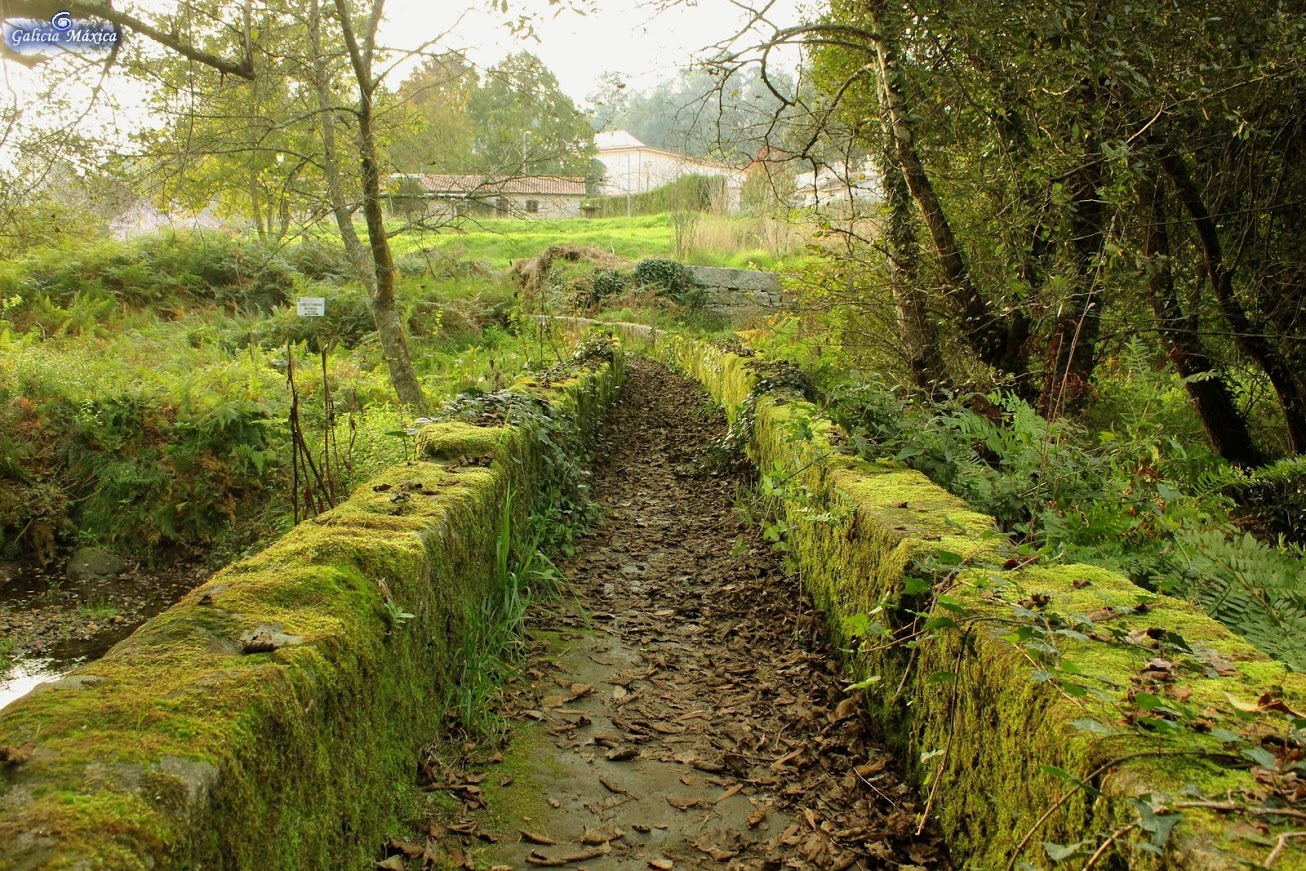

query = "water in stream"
[0, 657, 75, 710]
[0, 562, 209, 711]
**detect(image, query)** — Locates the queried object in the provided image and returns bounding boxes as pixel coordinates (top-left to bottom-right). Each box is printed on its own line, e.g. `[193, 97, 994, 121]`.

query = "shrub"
[591, 268, 629, 299]
[395, 249, 492, 280]
[821, 373, 1306, 669]
[1, 232, 296, 322]
[1228, 457, 1306, 545]
[634, 258, 700, 307]
[288, 237, 355, 282]
[245, 285, 377, 351]
[584, 174, 726, 218]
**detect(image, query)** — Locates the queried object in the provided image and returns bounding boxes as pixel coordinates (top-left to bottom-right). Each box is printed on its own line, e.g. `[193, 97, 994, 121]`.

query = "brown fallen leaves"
[518, 830, 556, 846]
[240, 631, 279, 654]
[384, 361, 949, 871]
[524, 842, 614, 866]
[1, 741, 36, 767]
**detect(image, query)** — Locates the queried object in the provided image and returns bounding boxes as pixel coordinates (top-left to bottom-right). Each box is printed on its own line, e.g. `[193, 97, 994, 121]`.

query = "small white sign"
[296, 297, 326, 317]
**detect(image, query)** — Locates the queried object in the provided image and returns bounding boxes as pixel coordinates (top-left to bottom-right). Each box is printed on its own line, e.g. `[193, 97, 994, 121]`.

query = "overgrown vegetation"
[392, 212, 805, 272]
[583, 173, 726, 218]
[445, 489, 564, 743]
[747, 321, 1306, 671]
[0, 229, 605, 566]
[434, 332, 616, 742]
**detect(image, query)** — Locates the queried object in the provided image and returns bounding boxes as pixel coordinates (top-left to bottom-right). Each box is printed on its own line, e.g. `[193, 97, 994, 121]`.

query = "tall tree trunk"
[329, 0, 427, 412]
[277, 195, 291, 243]
[309, 0, 373, 288]
[991, 97, 1041, 398]
[1163, 149, 1306, 455]
[865, 0, 1014, 380]
[248, 174, 267, 243]
[1140, 172, 1263, 467]
[874, 76, 948, 394]
[1038, 138, 1106, 419]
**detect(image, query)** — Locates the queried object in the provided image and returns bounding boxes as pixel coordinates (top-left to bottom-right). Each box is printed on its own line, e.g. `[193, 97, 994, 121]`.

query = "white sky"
[0, 0, 810, 171]
[2, 0, 808, 103]
[385, 0, 807, 101]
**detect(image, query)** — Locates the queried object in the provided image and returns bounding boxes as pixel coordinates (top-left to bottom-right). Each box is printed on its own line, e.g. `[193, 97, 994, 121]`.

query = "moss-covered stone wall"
[0, 350, 624, 870]
[563, 318, 1306, 870]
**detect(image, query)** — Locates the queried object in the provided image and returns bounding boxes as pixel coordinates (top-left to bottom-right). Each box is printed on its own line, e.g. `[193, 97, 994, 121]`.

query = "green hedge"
[584, 174, 726, 218]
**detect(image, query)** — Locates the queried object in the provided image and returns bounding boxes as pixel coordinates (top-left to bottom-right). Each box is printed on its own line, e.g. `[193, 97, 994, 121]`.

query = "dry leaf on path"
[714, 783, 743, 803]
[832, 696, 862, 722]
[853, 757, 887, 779]
[582, 826, 624, 845]
[518, 830, 556, 846]
[385, 837, 423, 858]
[524, 845, 611, 867]
[650, 721, 686, 734]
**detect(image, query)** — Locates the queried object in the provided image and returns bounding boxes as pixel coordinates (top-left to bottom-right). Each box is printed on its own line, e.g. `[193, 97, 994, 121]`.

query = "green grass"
[386, 213, 810, 272]
[75, 598, 119, 621]
[0, 215, 780, 565]
[390, 214, 675, 268]
[0, 237, 556, 564]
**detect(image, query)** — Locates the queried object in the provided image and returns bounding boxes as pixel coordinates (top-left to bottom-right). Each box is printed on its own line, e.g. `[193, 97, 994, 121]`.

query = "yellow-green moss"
[0, 353, 625, 870]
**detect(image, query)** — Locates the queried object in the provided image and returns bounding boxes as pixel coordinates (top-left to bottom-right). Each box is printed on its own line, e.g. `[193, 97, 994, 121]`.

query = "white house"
[594, 131, 744, 212]
[792, 158, 882, 212]
[388, 174, 586, 220]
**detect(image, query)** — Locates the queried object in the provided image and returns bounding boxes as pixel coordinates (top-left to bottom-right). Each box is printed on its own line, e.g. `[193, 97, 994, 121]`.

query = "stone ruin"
[682, 265, 785, 319]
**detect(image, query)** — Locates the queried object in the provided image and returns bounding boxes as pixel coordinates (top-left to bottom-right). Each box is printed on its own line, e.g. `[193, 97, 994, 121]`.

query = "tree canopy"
[729, 0, 1306, 462]
[388, 50, 594, 178]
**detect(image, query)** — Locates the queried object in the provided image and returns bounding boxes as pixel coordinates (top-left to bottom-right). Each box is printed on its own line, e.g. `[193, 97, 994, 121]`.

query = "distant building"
[387, 174, 586, 220]
[792, 158, 882, 212]
[594, 131, 744, 212]
[109, 200, 236, 239]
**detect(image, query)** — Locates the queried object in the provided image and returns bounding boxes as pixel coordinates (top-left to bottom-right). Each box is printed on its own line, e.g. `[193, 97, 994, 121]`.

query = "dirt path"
[414, 360, 947, 871]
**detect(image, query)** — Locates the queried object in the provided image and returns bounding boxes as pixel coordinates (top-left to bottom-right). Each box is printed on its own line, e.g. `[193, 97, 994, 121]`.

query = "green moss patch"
[0, 354, 624, 870]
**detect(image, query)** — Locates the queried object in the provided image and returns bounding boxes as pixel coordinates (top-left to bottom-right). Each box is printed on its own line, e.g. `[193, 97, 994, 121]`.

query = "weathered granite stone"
[65, 547, 126, 582]
[683, 266, 785, 316]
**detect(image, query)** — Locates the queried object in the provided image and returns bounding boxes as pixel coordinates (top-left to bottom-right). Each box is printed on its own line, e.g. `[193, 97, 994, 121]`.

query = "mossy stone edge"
[558, 317, 1305, 871]
[0, 350, 625, 871]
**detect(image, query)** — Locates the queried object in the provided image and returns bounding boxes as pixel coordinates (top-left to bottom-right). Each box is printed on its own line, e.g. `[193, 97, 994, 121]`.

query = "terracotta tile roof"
[403, 174, 586, 197]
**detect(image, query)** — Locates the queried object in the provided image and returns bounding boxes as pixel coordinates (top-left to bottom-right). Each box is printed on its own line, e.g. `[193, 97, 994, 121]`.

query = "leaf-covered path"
[420, 359, 947, 870]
